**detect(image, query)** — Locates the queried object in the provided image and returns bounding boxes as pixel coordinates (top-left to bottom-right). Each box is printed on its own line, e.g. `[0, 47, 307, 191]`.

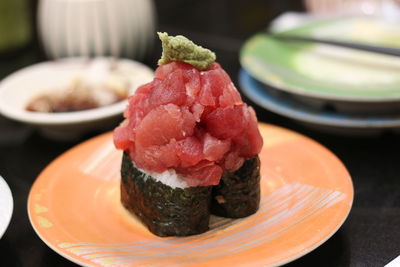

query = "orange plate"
[28, 123, 353, 267]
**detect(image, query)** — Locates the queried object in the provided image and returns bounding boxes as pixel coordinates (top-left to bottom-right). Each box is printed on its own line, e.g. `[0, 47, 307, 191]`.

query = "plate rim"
[240, 32, 400, 103]
[27, 206, 91, 267]
[239, 69, 400, 129]
[273, 196, 352, 267]
[0, 175, 14, 239]
[27, 127, 354, 267]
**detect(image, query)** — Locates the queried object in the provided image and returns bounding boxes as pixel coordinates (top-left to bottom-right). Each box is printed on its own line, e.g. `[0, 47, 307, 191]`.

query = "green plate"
[240, 17, 400, 102]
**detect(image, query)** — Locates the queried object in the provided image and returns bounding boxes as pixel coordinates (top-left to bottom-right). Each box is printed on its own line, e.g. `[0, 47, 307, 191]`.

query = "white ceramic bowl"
[0, 57, 154, 140]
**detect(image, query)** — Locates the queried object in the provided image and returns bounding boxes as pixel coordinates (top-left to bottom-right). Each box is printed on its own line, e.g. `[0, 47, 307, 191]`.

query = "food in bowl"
[26, 59, 135, 113]
[0, 57, 154, 140]
[113, 33, 263, 237]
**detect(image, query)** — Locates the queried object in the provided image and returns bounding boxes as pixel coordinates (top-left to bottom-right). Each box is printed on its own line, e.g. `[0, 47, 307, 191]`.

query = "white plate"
[0, 176, 13, 238]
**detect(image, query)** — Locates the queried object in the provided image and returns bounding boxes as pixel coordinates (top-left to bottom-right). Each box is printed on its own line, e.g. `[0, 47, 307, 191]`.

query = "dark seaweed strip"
[121, 153, 212, 237]
[211, 156, 261, 218]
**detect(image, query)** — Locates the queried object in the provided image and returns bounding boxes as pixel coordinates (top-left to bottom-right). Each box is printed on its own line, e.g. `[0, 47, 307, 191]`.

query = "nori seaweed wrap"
[211, 156, 261, 218]
[121, 153, 212, 237]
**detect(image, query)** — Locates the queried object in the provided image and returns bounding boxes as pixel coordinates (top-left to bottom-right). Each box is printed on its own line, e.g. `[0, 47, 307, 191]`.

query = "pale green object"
[157, 32, 216, 70]
[0, 0, 31, 52]
[240, 17, 400, 101]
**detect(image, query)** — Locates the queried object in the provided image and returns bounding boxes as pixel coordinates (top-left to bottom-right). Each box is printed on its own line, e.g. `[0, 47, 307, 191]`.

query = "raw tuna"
[114, 62, 262, 186]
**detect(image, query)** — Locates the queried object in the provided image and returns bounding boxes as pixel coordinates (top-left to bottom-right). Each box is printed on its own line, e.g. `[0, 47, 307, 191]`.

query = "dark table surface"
[1, 1, 400, 266]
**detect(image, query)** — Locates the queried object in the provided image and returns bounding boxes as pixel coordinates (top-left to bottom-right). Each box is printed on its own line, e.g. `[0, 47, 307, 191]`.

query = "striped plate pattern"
[59, 183, 346, 267]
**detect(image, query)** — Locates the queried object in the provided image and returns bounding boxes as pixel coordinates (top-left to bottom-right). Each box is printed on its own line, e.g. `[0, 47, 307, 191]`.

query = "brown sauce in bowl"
[26, 76, 129, 113]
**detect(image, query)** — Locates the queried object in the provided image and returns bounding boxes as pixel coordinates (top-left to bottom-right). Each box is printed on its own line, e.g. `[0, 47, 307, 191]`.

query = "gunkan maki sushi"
[113, 33, 263, 237]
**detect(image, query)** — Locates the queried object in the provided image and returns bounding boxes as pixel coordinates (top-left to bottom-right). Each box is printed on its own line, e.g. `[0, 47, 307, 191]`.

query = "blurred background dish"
[0, 175, 13, 239]
[239, 69, 400, 135]
[240, 16, 400, 115]
[37, 0, 156, 59]
[0, 57, 154, 140]
[305, 0, 400, 19]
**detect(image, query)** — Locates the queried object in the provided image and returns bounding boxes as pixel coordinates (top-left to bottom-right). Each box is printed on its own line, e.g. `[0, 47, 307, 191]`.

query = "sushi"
[114, 32, 263, 236]
[211, 156, 261, 218]
[120, 153, 212, 236]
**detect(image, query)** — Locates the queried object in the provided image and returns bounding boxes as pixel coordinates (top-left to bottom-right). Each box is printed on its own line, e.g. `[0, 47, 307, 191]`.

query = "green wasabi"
[157, 32, 216, 70]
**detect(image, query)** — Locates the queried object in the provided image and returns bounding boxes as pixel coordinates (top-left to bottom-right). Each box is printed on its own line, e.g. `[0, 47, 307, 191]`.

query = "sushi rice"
[136, 164, 190, 189]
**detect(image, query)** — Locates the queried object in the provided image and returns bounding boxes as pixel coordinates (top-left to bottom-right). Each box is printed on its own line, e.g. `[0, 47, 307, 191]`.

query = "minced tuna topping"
[113, 35, 263, 187]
